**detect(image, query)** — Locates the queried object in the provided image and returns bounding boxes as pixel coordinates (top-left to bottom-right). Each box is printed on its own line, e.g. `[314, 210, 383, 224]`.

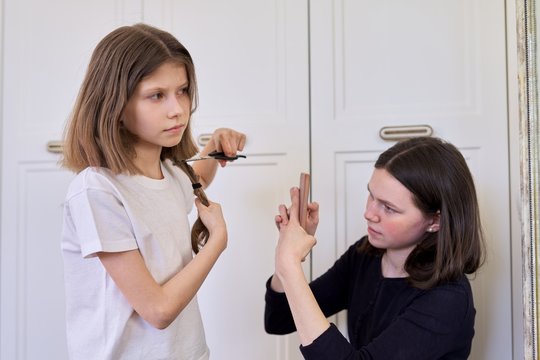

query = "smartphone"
[299, 172, 310, 229]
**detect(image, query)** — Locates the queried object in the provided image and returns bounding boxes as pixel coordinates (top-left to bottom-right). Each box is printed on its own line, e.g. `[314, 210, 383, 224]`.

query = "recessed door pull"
[47, 140, 64, 154]
[197, 133, 213, 147]
[379, 125, 433, 141]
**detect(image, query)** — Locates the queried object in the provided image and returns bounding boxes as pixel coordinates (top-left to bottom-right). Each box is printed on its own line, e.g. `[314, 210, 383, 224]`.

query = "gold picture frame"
[517, 0, 540, 358]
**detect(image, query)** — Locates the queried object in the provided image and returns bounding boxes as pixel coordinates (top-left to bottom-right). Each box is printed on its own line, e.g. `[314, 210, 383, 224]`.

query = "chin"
[367, 235, 386, 249]
[164, 138, 183, 148]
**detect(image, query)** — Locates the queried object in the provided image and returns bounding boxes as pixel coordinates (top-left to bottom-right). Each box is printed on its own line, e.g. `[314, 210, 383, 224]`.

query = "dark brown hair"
[62, 23, 208, 253]
[360, 137, 485, 289]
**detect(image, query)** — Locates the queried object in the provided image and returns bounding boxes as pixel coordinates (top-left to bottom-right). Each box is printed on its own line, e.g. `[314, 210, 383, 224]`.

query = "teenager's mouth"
[165, 124, 184, 132]
[367, 226, 382, 236]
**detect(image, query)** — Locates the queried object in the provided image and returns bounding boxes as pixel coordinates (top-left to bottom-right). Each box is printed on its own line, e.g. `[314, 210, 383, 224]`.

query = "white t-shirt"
[61, 160, 210, 360]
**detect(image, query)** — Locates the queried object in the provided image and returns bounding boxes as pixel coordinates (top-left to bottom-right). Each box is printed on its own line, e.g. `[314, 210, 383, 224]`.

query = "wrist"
[206, 228, 228, 253]
[275, 256, 304, 284]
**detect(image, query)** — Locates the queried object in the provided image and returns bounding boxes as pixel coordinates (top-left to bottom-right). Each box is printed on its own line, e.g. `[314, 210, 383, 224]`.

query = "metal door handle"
[197, 133, 212, 147]
[47, 140, 64, 153]
[379, 125, 433, 141]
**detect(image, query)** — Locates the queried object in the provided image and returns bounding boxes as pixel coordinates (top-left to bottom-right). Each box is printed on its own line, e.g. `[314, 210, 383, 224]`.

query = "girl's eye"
[382, 204, 395, 213]
[178, 87, 188, 96]
[150, 93, 164, 100]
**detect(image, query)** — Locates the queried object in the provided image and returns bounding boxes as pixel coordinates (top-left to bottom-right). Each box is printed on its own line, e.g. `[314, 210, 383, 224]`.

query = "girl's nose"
[364, 199, 379, 222]
[168, 97, 186, 118]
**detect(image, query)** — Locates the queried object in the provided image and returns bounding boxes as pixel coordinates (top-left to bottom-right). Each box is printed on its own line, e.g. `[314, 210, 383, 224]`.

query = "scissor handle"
[208, 151, 247, 161]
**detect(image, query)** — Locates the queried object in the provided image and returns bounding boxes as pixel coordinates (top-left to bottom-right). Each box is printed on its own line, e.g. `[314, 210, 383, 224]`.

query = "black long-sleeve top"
[264, 237, 476, 359]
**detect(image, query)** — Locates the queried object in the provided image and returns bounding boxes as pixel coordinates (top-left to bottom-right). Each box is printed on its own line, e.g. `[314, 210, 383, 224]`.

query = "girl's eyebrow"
[140, 81, 189, 92]
[366, 183, 402, 211]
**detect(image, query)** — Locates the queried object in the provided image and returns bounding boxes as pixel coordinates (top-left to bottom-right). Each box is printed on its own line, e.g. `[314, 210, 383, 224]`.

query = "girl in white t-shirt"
[61, 23, 246, 360]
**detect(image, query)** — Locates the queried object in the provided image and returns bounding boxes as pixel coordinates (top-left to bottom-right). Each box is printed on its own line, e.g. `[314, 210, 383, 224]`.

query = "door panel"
[1, 2, 124, 358]
[148, 1, 310, 358]
[310, 1, 511, 359]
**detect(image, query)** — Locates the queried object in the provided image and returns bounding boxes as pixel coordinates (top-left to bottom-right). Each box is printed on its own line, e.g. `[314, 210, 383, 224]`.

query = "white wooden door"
[0, 2, 123, 359]
[143, 1, 310, 359]
[0, 1, 309, 359]
[310, 1, 512, 359]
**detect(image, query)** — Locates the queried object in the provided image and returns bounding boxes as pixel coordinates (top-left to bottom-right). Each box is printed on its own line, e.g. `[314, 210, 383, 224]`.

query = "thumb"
[194, 198, 208, 210]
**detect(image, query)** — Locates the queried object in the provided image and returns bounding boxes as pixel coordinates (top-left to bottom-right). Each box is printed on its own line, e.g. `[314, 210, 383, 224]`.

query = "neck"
[138, 164, 164, 179]
[381, 250, 409, 278]
[132, 146, 163, 179]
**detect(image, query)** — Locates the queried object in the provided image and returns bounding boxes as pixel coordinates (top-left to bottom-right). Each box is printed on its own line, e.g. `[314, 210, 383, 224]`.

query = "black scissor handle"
[208, 151, 247, 161]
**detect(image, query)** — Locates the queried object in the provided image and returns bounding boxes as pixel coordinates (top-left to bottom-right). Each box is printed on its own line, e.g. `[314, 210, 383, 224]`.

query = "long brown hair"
[360, 137, 486, 289]
[62, 23, 209, 253]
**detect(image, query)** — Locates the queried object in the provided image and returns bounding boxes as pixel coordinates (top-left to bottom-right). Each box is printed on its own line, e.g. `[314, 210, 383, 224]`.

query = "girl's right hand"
[195, 199, 228, 252]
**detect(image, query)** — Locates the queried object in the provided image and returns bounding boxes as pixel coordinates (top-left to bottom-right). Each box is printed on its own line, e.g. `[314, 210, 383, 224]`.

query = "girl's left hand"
[206, 128, 246, 167]
[195, 198, 228, 252]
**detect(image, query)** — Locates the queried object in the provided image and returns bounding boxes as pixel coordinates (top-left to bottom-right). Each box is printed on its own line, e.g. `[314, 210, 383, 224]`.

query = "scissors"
[183, 150, 247, 162]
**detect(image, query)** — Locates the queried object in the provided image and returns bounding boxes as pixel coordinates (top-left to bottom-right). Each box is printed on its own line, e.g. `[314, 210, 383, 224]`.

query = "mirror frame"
[517, 0, 540, 358]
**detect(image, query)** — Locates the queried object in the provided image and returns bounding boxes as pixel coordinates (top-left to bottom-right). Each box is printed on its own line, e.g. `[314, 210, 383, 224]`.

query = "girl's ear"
[427, 211, 441, 233]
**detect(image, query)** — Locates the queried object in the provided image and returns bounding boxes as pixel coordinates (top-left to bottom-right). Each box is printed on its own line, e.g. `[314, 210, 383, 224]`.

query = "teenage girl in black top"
[265, 137, 484, 359]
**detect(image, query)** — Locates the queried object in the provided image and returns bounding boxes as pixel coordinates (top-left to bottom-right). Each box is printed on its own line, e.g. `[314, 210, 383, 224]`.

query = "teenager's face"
[123, 62, 191, 154]
[364, 168, 437, 253]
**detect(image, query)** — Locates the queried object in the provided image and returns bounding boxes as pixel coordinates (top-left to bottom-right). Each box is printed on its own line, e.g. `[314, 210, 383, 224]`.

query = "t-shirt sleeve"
[66, 187, 138, 258]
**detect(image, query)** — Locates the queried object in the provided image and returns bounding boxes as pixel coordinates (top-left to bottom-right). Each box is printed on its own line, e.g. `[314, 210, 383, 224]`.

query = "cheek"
[380, 220, 402, 237]
[382, 218, 426, 242]
[180, 96, 192, 114]
[122, 117, 137, 135]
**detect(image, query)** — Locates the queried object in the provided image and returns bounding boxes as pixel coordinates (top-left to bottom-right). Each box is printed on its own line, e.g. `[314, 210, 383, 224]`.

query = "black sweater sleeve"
[264, 240, 360, 334]
[264, 277, 296, 334]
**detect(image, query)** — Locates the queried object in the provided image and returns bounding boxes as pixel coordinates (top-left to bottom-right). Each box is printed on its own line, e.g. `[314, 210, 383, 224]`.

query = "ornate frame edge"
[517, 0, 540, 358]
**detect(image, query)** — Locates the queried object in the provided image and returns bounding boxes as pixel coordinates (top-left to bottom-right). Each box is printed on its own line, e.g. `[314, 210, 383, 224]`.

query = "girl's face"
[123, 62, 191, 156]
[364, 168, 438, 254]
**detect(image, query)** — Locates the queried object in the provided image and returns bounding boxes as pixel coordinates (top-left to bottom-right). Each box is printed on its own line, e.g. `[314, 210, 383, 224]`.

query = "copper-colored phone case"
[299, 173, 310, 229]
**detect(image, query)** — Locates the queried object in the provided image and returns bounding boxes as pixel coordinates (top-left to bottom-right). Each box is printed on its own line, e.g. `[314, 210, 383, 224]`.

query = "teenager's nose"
[168, 97, 186, 118]
[363, 199, 379, 222]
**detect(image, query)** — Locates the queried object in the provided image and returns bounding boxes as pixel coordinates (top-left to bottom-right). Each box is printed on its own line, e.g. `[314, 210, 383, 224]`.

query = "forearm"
[101, 229, 227, 330]
[277, 261, 330, 346]
[192, 142, 218, 188]
[270, 274, 284, 292]
[158, 230, 226, 327]
[192, 127, 246, 188]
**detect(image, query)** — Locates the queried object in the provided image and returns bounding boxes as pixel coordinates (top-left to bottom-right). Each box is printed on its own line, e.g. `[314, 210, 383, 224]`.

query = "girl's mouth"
[367, 226, 382, 236]
[165, 124, 184, 133]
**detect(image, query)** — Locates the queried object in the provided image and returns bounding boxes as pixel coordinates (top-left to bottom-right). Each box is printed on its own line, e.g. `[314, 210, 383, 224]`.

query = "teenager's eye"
[177, 87, 188, 96]
[150, 93, 164, 100]
[382, 204, 395, 213]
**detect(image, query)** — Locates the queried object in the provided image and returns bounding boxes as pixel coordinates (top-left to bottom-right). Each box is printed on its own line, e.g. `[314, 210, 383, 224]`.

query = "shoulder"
[405, 276, 474, 332]
[422, 276, 473, 306]
[343, 236, 380, 268]
[161, 159, 195, 210]
[328, 236, 381, 278]
[162, 159, 192, 189]
[67, 167, 120, 196]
